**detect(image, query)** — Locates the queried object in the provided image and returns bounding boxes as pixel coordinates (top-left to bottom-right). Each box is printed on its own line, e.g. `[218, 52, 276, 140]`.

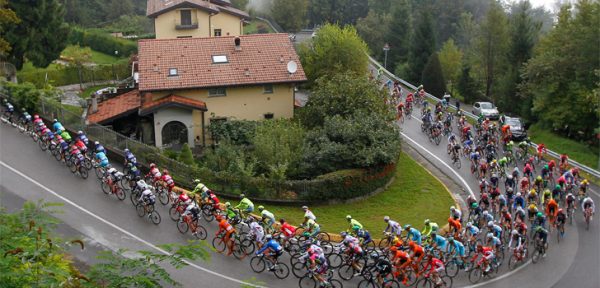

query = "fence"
[18, 63, 130, 88]
[367, 55, 600, 179]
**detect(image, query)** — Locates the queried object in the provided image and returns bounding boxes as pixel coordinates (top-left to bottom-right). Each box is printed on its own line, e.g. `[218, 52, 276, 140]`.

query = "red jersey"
[161, 174, 174, 186]
[280, 222, 296, 237]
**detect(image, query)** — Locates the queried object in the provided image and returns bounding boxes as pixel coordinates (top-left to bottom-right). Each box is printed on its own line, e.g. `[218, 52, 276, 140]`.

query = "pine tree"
[457, 63, 478, 103]
[421, 53, 446, 98]
[384, 0, 411, 73]
[178, 143, 195, 166]
[408, 9, 436, 84]
[4, 0, 69, 69]
[477, 0, 509, 100]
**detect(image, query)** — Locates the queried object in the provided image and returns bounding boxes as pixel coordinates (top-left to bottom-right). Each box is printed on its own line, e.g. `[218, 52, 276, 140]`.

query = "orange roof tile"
[87, 90, 141, 124]
[139, 94, 207, 116]
[137, 33, 307, 92]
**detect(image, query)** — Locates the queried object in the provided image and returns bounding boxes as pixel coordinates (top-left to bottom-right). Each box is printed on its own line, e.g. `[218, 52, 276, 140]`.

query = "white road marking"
[461, 259, 532, 288]
[0, 160, 265, 288]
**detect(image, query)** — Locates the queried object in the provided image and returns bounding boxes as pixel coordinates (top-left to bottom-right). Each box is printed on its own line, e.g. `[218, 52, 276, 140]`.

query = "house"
[147, 0, 250, 39]
[87, 33, 306, 149]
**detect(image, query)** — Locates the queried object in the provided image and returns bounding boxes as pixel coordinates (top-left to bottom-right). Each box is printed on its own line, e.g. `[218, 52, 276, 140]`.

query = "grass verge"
[528, 123, 598, 169]
[225, 152, 454, 234]
[244, 19, 275, 34]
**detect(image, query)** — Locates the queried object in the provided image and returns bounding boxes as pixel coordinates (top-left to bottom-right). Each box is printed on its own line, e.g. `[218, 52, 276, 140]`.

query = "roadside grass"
[79, 84, 113, 98]
[244, 19, 275, 34]
[224, 152, 454, 234]
[528, 123, 598, 169]
[62, 104, 83, 116]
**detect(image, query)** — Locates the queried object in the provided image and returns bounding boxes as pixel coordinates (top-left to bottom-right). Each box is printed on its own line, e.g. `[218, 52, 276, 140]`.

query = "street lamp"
[383, 43, 390, 70]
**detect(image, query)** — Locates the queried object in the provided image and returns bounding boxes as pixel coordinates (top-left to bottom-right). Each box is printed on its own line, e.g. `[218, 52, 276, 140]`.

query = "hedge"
[68, 28, 138, 57]
[17, 63, 130, 88]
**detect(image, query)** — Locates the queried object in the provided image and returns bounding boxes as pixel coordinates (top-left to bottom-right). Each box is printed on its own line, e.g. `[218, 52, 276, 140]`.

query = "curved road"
[1, 112, 598, 288]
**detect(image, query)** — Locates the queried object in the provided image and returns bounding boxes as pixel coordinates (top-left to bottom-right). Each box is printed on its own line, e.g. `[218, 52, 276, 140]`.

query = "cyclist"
[346, 215, 363, 234]
[138, 185, 156, 208]
[465, 222, 480, 243]
[370, 252, 394, 285]
[546, 198, 559, 225]
[389, 246, 412, 284]
[355, 227, 373, 248]
[133, 179, 150, 194]
[505, 174, 515, 191]
[160, 169, 175, 193]
[487, 221, 502, 239]
[447, 237, 466, 264]
[249, 218, 265, 249]
[519, 175, 530, 193]
[95, 148, 110, 168]
[541, 164, 551, 180]
[181, 201, 201, 223]
[579, 179, 589, 196]
[471, 244, 494, 273]
[396, 101, 404, 121]
[514, 192, 526, 210]
[533, 226, 548, 256]
[481, 210, 494, 224]
[548, 159, 557, 175]
[404, 224, 422, 245]
[408, 241, 425, 268]
[423, 254, 445, 285]
[59, 130, 72, 143]
[534, 212, 546, 230]
[421, 219, 439, 238]
[303, 217, 320, 238]
[302, 205, 316, 223]
[73, 136, 88, 155]
[527, 203, 539, 222]
[450, 206, 462, 221]
[383, 216, 402, 237]
[94, 141, 106, 154]
[486, 233, 502, 253]
[448, 217, 462, 237]
[581, 197, 595, 217]
[566, 192, 577, 211]
[191, 180, 210, 201]
[123, 148, 137, 167]
[146, 163, 162, 185]
[76, 131, 89, 145]
[508, 229, 525, 252]
[258, 206, 276, 232]
[235, 193, 254, 218]
[556, 208, 567, 237]
[52, 119, 65, 134]
[342, 239, 364, 276]
[174, 191, 192, 208]
[306, 244, 328, 285]
[500, 207, 512, 228]
[466, 195, 477, 211]
[224, 202, 237, 220]
[215, 215, 236, 256]
[205, 190, 221, 211]
[255, 236, 283, 271]
[559, 154, 569, 171]
[514, 206, 526, 223]
[340, 231, 359, 245]
[429, 232, 448, 253]
[533, 176, 543, 191]
[543, 188, 554, 205]
[278, 219, 296, 248]
[527, 189, 538, 205]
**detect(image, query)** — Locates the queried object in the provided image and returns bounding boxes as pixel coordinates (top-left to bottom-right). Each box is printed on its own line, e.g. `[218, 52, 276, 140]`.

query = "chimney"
[234, 37, 241, 51]
[91, 94, 98, 113]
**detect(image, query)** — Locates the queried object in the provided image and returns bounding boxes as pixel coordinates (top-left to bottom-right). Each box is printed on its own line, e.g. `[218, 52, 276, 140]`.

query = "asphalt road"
[1, 104, 599, 288]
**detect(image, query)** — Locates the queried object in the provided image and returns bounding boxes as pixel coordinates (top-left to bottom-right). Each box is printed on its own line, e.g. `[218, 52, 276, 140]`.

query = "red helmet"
[163, 169, 169, 175]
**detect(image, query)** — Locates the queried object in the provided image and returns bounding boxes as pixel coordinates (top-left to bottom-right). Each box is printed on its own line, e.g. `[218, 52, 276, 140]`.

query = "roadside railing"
[367, 55, 600, 179]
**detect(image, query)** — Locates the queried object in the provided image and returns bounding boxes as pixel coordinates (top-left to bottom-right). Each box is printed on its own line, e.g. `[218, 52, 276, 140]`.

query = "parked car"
[472, 102, 499, 120]
[505, 116, 528, 141]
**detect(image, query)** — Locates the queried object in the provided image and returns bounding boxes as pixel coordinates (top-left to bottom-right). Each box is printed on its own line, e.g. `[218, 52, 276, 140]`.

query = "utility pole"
[383, 43, 390, 70]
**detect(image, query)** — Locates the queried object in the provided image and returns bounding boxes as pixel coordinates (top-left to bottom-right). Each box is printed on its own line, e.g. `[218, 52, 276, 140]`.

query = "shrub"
[208, 120, 258, 146]
[17, 62, 130, 88]
[68, 28, 137, 57]
[251, 119, 305, 178]
[178, 143, 194, 165]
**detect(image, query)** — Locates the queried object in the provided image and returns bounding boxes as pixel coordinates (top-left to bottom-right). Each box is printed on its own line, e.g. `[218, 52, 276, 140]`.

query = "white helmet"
[487, 221, 494, 227]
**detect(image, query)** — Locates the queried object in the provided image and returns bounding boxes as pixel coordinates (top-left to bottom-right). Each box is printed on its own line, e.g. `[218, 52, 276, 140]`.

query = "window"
[263, 84, 273, 94]
[208, 87, 226, 97]
[177, 36, 192, 38]
[264, 113, 274, 119]
[180, 10, 192, 26]
[168, 68, 178, 76]
[212, 55, 228, 64]
[214, 29, 222, 37]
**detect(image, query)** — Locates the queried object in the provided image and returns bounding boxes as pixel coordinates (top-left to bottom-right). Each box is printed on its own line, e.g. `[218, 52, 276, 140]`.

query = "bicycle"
[451, 150, 461, 169]
[212, 231, 247, 260]
[584, 207, 593, 231]
[467, 257, 498, 284]
[357, 268, 401, 288]
[67, 156, 89, 179]
[177, 214, 208, 240]
[298, 267, 342, 288]
[169, 202, 187, 221]
[531, 236, 547, 264]
[135, 198, 161, 225]
[507, 243, 528, 270]
[415, 270, 453, 288]
[250, 253, 290, 279]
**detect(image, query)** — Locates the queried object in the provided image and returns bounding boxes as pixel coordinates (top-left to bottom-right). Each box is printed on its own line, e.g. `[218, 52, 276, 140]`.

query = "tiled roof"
[138, 34, 307, 92]
[146, 0, 249, 19]
[140, 94, 207, 115]
[87, 90, 141, 124]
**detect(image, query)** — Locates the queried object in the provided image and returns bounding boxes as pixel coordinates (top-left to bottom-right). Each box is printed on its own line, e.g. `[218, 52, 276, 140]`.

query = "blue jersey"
[95, 144, 106, 154]
[449, 241, 465, 256]
[96, 152, 108, 162]
[432, 235, 448, 250]
[6, 103, 14, 112]
[356, 229, 372, 243]
[514, 196, 525, 209]
[53, 122, 64, 132]
[467, 226, 479, 236]
[257, 239, 282, 255]
[125, 152, 137, 163]
[79, 134, 89, 145]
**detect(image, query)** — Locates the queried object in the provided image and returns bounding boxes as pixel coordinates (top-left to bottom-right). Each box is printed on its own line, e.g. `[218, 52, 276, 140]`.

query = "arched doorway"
[161, 121, 188, 150]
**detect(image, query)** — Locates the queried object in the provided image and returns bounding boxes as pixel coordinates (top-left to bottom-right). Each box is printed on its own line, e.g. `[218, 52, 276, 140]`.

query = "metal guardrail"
[367, 55, 600, 179]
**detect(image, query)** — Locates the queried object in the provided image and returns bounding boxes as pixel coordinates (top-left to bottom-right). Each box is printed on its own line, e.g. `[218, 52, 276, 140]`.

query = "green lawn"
[80, 84, 113, 98]
[528, 123, 599, 170]
[244, 19, 275, 34]
[225, 152, 454, 235]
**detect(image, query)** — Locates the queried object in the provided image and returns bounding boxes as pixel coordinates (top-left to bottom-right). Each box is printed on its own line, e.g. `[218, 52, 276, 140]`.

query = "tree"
[384, 0, 411, 73]
[455, 12, 477, 52]
[231, 0, 249, 10]
[0, 0, 19, 57]
[438, 39, 463, 85]
[307, 0, 369, 26]
[408, 9, 437, 84]
[251, 119, 305, 178]
[271, 0, 307, 32]
[3, 81, 45, 111]
[178, 143, 195, 165]
[476, 0, 509, 100]
[421, 53, 446, 98]
[298, 24, 369, 83]
[104, 0, 133, 22]
[356, 11, 391, 59]
[457, 63, 478, 103]
[299, 71, 391, 128]
[4, 0, 69, 69]
[520, 0, 599, 140]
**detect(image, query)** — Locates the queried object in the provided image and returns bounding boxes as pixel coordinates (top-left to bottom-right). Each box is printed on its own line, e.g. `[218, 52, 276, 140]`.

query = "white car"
[472, 102, 499, 120]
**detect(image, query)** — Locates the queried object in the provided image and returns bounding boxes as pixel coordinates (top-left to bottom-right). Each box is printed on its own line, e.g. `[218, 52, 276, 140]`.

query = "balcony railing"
[175, 23, 198, 30]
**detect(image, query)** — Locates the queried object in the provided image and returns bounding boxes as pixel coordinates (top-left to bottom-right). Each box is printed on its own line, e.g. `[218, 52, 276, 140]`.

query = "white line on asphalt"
[0, 160, 265, 288]
[461, 259, 532, 288]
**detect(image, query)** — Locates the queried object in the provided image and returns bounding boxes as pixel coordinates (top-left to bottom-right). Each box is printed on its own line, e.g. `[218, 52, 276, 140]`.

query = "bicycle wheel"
[169, 207, 180, 221]
[158, 190, 169, 205]
[415, 278, 431, 288]
[193, 224, 208, 240]
[39, 140, 48, 151]
[404, 269, 418, 286]
[115, 187, 126, 200]
[241, 238, 255, 255]
[445, 260, 459, 278]
[202, 205, 215, 222]
[298, 275, 316, 288]
[327, 253, 343, 268]
[329, 279, 343, 288]
[130, 191, 140, 206]
[338, 263, 355, 280]
[101, 181, 111, 195]
[532, 249, 541, 263]
[68, 160, 77, 173]
[150, 211, 161, 225]
[440, 276, 453, 288]
[468, 267, 482, 284]
[136, 203, 145, 217]
[250, 256, 266, 273]
[212, 237, 226, 253]
[358, 279, 377, 288]
[378, 238, 391, 250]
[292, 261, 308, 278]
[508, 254, 519, 270]
[95, 167, 104, 179]
[233, 241, 247, 260]
[274, 262, 290, 279]
[177, 220, 189, 234]
[316, 232, 330, 243]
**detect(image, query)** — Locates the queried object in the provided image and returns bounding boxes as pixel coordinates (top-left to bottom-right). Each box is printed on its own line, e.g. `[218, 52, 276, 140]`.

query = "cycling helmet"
[447, 237, 454, 242]
[56, 135, 63, 140]
[124, 148, 130, 153]
[384, 216, 390, 222]
[486, 233, 493, 239]
[53, 119, 58, 123]
[516, 192, 521, 197]
[370, 252, 378, 259]
[471, 202, 478, 208]
[558, 208, 564, 214]
[536, 176, 542, 181]
[352, 225, 360, 231]
[94, 141, 100, 145]
[483, 211, 489, 216]
[487, 221, 493, 227]
[150, 163, 156, 168]
[555, 184, 561, 190]
[544, 164, 549, 170]
[424, 219, 430, 225]
[194, 179, 201, 183]
[450, 206, 455, 211]
[215, 215, 223, 221]
[240, 193, 246, 198]
[431, 231, 437, 237]
[302, 206, 308, 210]
[404, 224, 411, 230]
[279, 218, 285, 224]
[258, 205, 264, 211]
[33, 114, 39, 119]
[508, 175, 513, 180]
[346, 215, 352, 220]
[77, 130, 83, 135]
[466, 222, 472, 228]
[225, 202, 231, 207]
[536, 212, 543, 218]
[162, 169, 169, 175]
[265, 234, 272, 240]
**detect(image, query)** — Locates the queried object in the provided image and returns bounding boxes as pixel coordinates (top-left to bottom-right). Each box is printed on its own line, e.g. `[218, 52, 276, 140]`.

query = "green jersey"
[421, 222, 439, 236]
[349, 219, 363, 231]
[236, 198, 254, 210]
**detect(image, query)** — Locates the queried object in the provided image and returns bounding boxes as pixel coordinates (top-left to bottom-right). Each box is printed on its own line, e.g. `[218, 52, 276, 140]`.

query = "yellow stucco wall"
[210, 12, 243, 36]
[150, 84, 294, 142]
[154, 9, 209, 39]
